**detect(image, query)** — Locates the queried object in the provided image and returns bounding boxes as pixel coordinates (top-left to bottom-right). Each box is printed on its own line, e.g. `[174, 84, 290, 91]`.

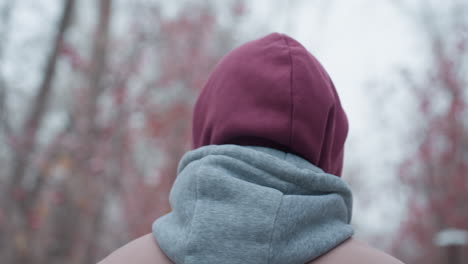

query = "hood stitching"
[267, 188, 287, 264]
[267, 150, 288, 264]
[281, 34, 295, 149]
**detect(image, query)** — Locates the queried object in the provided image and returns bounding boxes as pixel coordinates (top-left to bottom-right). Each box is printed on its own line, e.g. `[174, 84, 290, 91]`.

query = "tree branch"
[7, 0, 75, 193]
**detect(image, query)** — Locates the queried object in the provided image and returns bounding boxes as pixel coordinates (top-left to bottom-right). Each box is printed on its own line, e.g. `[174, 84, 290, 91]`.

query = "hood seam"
[267, 185, 288, 264]
[281, 34, 295, 149]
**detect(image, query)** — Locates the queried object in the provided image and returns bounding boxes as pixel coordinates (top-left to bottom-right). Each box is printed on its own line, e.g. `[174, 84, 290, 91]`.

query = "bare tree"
[69, 1, 113, 263]
[1, 1, 76, 263]
[0, 1, 15, 138]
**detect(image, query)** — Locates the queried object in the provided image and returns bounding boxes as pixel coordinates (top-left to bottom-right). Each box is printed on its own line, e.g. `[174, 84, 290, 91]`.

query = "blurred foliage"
[0, 0, 244, 263]
[389, 1, 468, 263]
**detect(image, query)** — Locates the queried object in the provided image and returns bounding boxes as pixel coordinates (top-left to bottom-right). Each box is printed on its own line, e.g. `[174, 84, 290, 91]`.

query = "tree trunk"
[2, 1, 75, 263]
[70, 0, 112, 263]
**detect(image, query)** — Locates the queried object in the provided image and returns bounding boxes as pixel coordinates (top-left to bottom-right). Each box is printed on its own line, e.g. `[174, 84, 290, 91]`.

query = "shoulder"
[98, 233, 173, 264]
[309, 238, 404, 264]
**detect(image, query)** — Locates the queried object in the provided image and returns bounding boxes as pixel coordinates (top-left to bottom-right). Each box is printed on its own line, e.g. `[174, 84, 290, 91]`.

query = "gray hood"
[152, 144, 353, 264]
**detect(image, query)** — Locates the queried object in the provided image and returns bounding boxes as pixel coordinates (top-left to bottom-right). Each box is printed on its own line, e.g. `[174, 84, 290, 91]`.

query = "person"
[99, 33, 403, 264]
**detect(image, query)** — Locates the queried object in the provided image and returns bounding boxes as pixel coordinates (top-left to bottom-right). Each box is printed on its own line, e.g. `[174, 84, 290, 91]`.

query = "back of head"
[192, 33, 348, 176]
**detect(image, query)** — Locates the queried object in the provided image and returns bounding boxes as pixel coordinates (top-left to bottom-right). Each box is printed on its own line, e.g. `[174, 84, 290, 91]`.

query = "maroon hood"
[192, 33, 348, 176]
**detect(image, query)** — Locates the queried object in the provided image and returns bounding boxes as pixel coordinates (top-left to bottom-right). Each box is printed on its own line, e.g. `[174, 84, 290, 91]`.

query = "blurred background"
[0, 0, 467, 263]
